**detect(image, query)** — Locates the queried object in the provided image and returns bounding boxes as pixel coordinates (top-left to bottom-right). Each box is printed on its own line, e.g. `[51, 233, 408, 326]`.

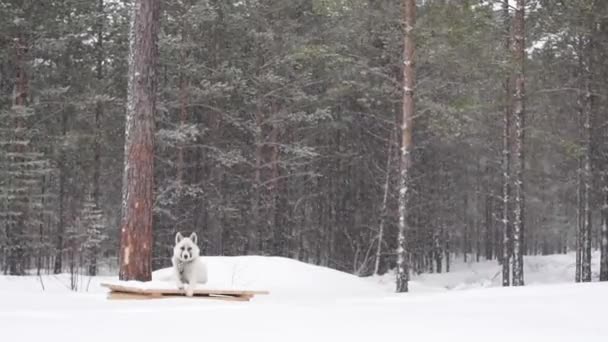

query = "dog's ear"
[175, 232, 183, 244]
[190, 232, 197, 244]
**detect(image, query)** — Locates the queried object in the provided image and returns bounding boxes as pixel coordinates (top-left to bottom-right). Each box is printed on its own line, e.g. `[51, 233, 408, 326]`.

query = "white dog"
[172, 232, 208, 296]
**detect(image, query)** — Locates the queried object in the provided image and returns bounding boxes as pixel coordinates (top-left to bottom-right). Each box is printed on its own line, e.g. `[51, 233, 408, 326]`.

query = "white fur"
[172, 232, 208, 296]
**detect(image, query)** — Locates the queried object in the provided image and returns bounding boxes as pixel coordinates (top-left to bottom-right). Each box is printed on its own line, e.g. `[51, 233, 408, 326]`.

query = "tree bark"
[396, 0, 416, 293]
[119, 0, 160, 281]
[511, 0, 526, 287]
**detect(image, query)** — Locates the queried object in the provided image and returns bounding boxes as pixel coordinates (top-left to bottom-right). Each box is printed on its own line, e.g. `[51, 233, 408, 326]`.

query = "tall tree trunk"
[248, 105, 264, 254]
[396, 0, 416, 293]
[176, 26, 189, 187]
[119, 0, 160, 281]
[600, 12, 608, 284]
[93, 0, 104, 207]
[501, 0, 512, 287]
[54, 109, 68, 274]
[511, 0, 526, 287]
[270, 119, 282, 256]
[581, 42, 593, 283]
[575, 37, 585, 283]
[89, 0, 105, 277]
[8, 36, 29, 275]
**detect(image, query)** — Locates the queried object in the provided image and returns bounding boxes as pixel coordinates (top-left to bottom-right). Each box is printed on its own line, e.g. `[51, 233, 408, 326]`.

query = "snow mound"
[370, 251, 602, 293]
[150, 256, 381, 297]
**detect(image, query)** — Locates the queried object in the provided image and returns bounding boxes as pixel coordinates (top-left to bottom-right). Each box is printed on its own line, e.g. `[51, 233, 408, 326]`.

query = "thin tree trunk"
[511, 0, 526, 287]
[93, 0, 104, 206]
[119, 0, 160, 281]
[601, 171, 608, 281]
[374, 130, 394, 276]
[575, 37, 585, 283]
[475, 162, 481, 262]
[599, 9, 608, 283]
[8, 36, 29, 275]
[396, 0, 416, 293]
[501, 0, 512, 287]
[89, 0, 105, 277]
[270, 119, 282, 256]
[463, 193, 469, 263]
[248, 105, 263, 254]
[484, 164, 493, 260]
[176, 26, 189, 186]
[581, 48, 593, 283]
[54, 102, 69, 275]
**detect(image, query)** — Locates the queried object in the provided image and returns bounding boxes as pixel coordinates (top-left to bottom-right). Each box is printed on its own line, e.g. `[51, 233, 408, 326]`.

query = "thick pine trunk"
[511, 0, 525, 287]
[396, 0, 415, 293]
[119, 0, 160, 281]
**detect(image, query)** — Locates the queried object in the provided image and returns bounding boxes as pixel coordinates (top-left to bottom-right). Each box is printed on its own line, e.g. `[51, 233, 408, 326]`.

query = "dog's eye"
[180, 246, 185, 251]
[187, 247, 192, 251]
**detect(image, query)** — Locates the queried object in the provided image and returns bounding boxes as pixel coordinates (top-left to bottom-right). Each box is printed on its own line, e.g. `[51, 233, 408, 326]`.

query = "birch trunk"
[511, 0, 525, 287]
[575, 37, 585, 283]
[396, 0, 416, 293]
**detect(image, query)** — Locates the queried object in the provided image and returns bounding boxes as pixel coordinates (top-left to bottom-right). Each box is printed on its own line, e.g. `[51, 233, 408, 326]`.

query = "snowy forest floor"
[1, 252, 606, 342]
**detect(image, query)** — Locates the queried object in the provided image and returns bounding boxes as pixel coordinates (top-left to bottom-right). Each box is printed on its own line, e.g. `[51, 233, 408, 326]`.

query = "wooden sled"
[101, 283, 269, 302]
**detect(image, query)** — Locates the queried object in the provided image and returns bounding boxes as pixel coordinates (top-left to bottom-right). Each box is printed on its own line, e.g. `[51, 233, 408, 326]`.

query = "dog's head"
[173, 232, 200, 262]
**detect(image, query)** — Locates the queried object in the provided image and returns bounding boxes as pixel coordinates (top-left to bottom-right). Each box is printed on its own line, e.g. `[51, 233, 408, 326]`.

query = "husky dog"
[172, 232, 208, 296]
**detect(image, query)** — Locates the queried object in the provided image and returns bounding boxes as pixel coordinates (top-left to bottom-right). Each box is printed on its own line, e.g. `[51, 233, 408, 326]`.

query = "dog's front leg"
[173, 268, 185, 290]
[185, 277, 197, 297]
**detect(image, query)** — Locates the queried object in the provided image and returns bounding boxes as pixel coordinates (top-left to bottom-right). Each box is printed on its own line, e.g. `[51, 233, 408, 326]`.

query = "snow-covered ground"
[1, 253, 606, 342]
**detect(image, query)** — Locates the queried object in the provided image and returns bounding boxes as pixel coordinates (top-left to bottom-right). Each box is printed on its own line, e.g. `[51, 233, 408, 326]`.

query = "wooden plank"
[107, 291, 251, 301]
[101, 282, 267, 301]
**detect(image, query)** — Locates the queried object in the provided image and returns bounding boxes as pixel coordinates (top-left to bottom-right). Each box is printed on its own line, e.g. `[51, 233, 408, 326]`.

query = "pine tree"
[119, 0, 160, 281]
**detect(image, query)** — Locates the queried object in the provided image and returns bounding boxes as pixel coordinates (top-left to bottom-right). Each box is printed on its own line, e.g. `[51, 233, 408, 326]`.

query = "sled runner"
[101, 282, 269, 301]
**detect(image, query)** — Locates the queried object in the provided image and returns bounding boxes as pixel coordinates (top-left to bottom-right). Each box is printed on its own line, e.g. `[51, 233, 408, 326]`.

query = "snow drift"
[0, 253, 607, 342]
